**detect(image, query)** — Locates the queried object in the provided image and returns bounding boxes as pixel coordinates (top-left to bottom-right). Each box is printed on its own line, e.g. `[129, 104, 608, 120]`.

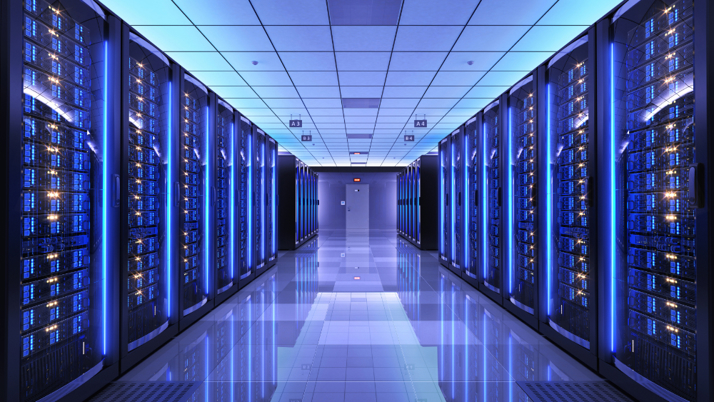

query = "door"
[346, 184, 369, 229]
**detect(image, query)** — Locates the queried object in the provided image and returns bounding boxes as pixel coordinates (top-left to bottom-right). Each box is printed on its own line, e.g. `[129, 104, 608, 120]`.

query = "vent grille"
[89, 382, 201, 402]
[328, 0, 402, 25]
[342, 98, 381, 108]
[346, 134, 373, 139]
[517, 382, 633, 402]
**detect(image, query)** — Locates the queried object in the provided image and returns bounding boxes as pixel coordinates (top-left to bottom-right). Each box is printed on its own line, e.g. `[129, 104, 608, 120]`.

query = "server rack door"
[451, 128, 464, 274]
[180, 74, 209, 317]
[609, 2, 698, 400]
[546, 33, 597, 353]
[507, 77, 538, 316]
[312, 172, 317, 234]
[464, 115, 481, 283]
[266, 137, 277, 265]
[439, 139, 450, 265]
[294, 160, 299, 245]
[17, 1, 114, 400]
[123, 32, 173, 353]
[483, 101, 502, 295]
[238, 117, 252, 283]
[254, 129, 266, 271]
[416, 159, 421, 244]
[412, 164, 417, 239]
[406, 165, 412, 238]
[215, 100, 233, 294]
[400, 172, 404, 235]
[307, 169, 312, 235]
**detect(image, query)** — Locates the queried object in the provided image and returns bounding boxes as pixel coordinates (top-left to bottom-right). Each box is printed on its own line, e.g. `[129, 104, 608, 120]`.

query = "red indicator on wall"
[354, 276, 361, 280]
[353, 178, 361, 182]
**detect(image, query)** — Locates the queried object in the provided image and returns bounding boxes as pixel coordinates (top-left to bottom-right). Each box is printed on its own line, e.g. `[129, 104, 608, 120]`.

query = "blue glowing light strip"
[464, 133, 468, 269]
[204, 106, 209, 295]
[261, 143, 265, 260]
[451, 140, 456, 263]
[102, 41, 108, 355]
[546, 84, 552, 316]
[272, 148, 276, 255]
[610, 43, 616, 353]
[167, 82, 173, 315]
[508, 107, 513, 294]
[482, 124, 488, 279]
[440, 150, 444, 254]
[247, 133, 252, 268]
[230, 123, 235, 278]
[451, 284, 455, 399]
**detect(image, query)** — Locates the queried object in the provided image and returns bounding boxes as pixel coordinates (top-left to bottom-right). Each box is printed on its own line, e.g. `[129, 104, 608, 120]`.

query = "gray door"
[346, 183, 369, 229]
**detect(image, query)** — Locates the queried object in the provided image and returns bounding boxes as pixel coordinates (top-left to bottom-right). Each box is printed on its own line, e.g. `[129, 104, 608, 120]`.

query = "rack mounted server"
[397, 155, 438, 250]
[277, 155, 318, 250]
[1, 0, 280, 400]
[433, 0, 713, 400]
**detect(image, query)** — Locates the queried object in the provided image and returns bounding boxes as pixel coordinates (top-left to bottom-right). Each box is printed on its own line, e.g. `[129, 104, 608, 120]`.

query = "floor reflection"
[118, 230, 599, 402]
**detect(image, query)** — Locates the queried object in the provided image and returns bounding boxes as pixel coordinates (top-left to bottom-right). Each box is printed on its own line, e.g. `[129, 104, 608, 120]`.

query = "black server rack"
[178, 73, 212, 329]
[600, 1, 714, 401]
[1, 0, 121, 401]
[463, 115, 481, 287]
[277, 155, 318, 250]
[119, 26, 179, 372]
[438, 138, 450, 265]
[265, 137, 277, 269]
[449, 127, 465, 275]
[237, 115, 254, 287]
[397, 155, 438, 250]
[253, 127, 266, 276]
[483, 98, 505, 301]
[543, 30, 600, 368]
[214, 98, 237, 303]
[504, 74, 540, 328]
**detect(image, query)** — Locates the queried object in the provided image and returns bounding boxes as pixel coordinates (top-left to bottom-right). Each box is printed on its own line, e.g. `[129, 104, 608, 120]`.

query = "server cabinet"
[237, 116, 253, 287]
[447, 127, 464, 275]
[463, 115, 481, 287]
[178, 73, 212, 329]
[483, 98, 504, 301]
[214, 98, 237, 302]
[119, 26, 179, 371]
[504, 74, 540, 328]
[601, 1, 713, 400]
[1, 0, 121, 400]
[253, 128, 266, 275]
[397, 155, 438, 250]
[543, 30, 599, 368]
[277, 155, 318, 250]
[438, 138, 451, 265]
[265, 137, 278, 269]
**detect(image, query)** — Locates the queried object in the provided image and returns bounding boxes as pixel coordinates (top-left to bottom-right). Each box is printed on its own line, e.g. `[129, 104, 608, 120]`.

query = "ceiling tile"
[335, 52, 391, 71]
[431, 71, 485, 86]
[303, 99, 344, 108]
[453, 26, 530, 51]
[279, 52, 336, 71]
[251, 86, 301, 99]
[385, 72, 436, 86]
[399, 0, 480, 25]
[213, 87, 256, 99]
[224, 98, 268, 109]
[417, 99, 459, 109]
[389, 52, 448, 71]
[223, 52, 285, 72]
[332, 27, 397, 51]
[379, 99, 420, 109]
[260, 99, 306, 108]
[239, 71, 293, 86]
[174, 0, 259, 25]
[339, 71, 387, 86]
[199, 26, 274, 51]
[132, 26, 214, 51]
[101, 0, 190, 25]
[192, 72, 246, 86]
[393, 26, 463, 52]
[537, 0, 622, 26]
[251, 0, 329, 25]
[340, 87, 383, 98]
[423, 86, 471, 99]
[511, 26, 588, 52]
[382, 86, 427, 98]
[290, 71, 339, 86]
[265, 26, 334, 51]
[477, 71, 528, 86]
[469, 0, 557, 25]
[166, 52, 233, 72]
[464, 86, 508, 99]
[441, 52, 504, 71]
[296, 86, 342, 98]
[491, 52, 551, 72]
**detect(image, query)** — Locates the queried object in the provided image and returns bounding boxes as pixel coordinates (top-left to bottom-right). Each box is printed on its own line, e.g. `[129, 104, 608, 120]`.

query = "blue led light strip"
[247, 133, 252, 269]
[440, 150, 444, 254]
[546, 84, 552, 316]
[610, 43, 616, 353]
[508, 107, 513, 294]
[167, 82, 172, 316]
[230, 123, 235, 279]
[482, 124, 488, 279]
[102, 41, 108, 355]
[464, 133, 468, 270]
[261, 143, 265, 260]
[451, 140, 456, 263]
[272, 148, 277, 255]
[204, 106, 209, 295]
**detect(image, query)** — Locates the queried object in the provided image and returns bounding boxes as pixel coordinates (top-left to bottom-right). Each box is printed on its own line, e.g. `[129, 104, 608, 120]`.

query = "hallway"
[118, 230, 600, 401]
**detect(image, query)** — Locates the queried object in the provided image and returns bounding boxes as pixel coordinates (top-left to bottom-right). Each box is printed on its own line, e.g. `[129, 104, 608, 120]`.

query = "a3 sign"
[290, 119, 303, 127]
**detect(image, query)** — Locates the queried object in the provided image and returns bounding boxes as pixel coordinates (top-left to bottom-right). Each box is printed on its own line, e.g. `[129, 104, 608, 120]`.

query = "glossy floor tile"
[119, 230, 601, 401]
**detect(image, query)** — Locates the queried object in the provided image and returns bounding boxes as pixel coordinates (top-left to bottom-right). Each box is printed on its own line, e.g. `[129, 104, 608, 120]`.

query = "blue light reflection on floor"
[117, 230, 601, 401]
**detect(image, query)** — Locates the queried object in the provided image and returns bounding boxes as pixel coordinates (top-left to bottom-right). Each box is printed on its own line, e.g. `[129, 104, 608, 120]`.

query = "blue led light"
[247, 133, 252, 269]
[508, 107, 513, 294]
[102, 40, 108, 355]
[464, 133, 468, 270]
[204, 106, 209, 295]
[272, 148, 277, 255]
[167, 81, 172, 317]
[546, 84, 552, 316]
[483, 123, 488, 279]
[230, 123, 235, 279]
[261, 142, 265, 260]
[440, 149, 444, 254]
[450, 140, 456, 264]
[610, 42, 616, 353]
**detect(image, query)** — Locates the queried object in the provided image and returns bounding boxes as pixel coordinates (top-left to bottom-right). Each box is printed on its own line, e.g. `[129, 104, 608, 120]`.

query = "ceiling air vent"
[346, 134, 373, 139]
[328, 0, 402, 26]
[342, 98, 381, 108]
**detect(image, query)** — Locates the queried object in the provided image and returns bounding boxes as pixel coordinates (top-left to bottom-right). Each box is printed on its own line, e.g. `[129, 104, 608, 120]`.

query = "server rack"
[450, 127, 465, 276]
[265, 137, 278, 269]
[277, 155, 318, 250]
[1, 0, 122, 400]
[119, 25, 179, 372]
[253, 127, 266, 276]
[397, 155, 438, 250]
[542, 30, 600, 368]
[463, 115, 481, 287]
[438, 138, 451, 264]
[214, 97, 237, 304]
[599, 1, 714, 401]
[237, 115, 254, 288]
[504, 74, 540, 328]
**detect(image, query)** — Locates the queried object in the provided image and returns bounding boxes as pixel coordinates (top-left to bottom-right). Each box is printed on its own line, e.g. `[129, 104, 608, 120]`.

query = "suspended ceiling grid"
[101, 0, 621, 166]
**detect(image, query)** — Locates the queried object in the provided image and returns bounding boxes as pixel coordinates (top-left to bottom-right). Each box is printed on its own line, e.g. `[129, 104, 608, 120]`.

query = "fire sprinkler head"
[467, 60, 474, 65]
[252, 61, 259, 65]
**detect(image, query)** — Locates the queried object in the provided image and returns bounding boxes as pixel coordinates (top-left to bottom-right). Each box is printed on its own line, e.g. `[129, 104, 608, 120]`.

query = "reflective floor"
[119, 230, 601, 402]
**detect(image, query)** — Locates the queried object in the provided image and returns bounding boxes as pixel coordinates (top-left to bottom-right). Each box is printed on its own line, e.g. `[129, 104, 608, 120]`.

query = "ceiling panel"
[251, 0, 329, 25]
[335, 52, 391, 71]
[265, 26, 334, 51]
[393, 26, 463, 51]
[198, 26, 274, 51]
[453, 26, 530, 51]
[132, 26, 213, 51]
[332, 27, 397, 51]
[469, 0, 556, 25]
[167, 52, 234, 72]
[223, 52, 285, 72]
[174, 0, 259, 25]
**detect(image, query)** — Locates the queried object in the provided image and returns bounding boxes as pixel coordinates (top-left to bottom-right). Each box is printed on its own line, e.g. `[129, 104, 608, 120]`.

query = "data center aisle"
[117, 230, 600, 402]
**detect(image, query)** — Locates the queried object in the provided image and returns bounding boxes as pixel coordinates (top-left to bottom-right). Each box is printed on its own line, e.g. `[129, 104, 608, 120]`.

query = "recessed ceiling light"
[252, 61, 258, 65]
[467, 60, 474, 65]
